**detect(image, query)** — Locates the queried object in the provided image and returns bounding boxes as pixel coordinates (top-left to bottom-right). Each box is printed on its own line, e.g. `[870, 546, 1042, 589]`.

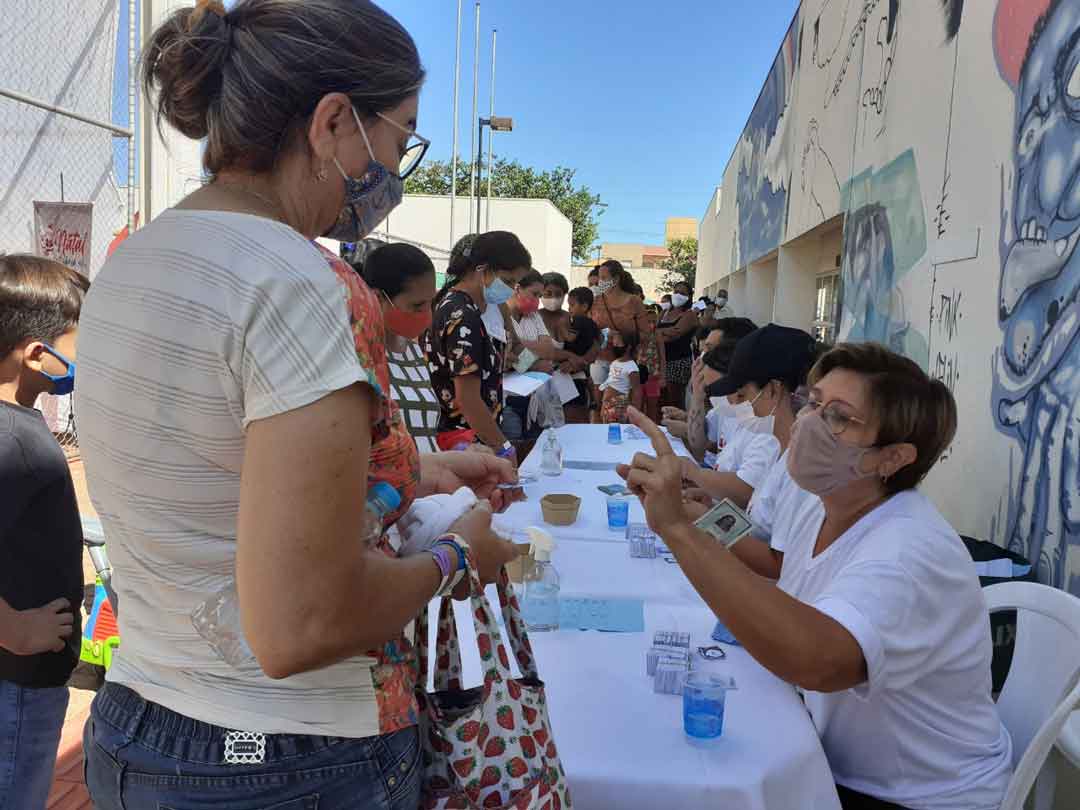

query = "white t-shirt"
[712, 420, 780, 490]
[746, 448, 822, 546]
[601, 359, 639, 395]
[75, 210, 385, 738]
[774, 490, 1012, 809]
[705, 408, 720, 445]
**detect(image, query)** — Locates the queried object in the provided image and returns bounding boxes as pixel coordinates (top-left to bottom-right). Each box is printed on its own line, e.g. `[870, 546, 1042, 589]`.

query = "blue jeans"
[84, 683, 421, 810]
[0, 681, 69, 810]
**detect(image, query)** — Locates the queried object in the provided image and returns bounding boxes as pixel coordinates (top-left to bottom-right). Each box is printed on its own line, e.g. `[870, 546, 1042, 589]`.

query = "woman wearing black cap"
[678, 325, 820, 510]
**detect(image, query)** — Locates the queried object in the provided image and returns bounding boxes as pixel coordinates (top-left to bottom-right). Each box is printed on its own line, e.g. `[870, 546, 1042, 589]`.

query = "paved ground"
[47, 457, 96, 809]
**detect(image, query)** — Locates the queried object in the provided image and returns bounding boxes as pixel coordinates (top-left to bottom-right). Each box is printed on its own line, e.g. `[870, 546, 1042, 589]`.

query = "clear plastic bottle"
[539, 430, 563, 476]
[191, 483, 402, 667]
[521, 529, 560, 632]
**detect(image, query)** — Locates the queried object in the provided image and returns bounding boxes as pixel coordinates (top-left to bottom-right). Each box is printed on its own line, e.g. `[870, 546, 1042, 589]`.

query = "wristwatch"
[430, 534, 468, 597]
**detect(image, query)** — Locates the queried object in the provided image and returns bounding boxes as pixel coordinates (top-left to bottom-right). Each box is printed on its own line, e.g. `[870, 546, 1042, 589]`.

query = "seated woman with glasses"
[620, 342, 1012, 810]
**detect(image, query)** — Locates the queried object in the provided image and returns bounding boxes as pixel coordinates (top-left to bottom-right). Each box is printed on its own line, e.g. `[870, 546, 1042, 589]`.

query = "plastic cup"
[606, 496, 629, 531]
[683, 673, 736, 740]
[607, 424, 622, 444]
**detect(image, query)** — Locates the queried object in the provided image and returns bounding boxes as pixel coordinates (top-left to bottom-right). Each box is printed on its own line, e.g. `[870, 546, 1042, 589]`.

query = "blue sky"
[378, 0, 799, 249]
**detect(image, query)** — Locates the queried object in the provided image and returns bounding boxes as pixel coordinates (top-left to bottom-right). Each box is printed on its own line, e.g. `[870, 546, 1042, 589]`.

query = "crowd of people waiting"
[0, 1, 1018, 809]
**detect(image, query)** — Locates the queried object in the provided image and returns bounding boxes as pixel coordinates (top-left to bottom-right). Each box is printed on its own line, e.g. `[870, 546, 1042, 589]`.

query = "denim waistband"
[93, 683, 385, 766]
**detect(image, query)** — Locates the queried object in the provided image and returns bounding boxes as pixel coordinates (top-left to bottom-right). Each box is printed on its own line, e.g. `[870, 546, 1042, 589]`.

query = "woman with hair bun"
[76, 2, 518, 806]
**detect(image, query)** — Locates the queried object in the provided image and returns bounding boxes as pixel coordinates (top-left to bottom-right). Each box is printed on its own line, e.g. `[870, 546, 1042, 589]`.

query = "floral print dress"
[318, 244, 422, 734]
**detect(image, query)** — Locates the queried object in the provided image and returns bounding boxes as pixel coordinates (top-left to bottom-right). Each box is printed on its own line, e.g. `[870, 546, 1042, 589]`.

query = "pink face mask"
[786, 409, 879, 496]
[517, 295, 540, 315]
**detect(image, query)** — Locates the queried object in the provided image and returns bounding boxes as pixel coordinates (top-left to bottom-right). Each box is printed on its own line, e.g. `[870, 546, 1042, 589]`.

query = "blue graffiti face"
[999, 0, 1080, 383]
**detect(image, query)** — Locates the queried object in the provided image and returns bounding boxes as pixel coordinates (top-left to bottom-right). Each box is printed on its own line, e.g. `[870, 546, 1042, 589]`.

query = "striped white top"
[75, 209, 385, 737]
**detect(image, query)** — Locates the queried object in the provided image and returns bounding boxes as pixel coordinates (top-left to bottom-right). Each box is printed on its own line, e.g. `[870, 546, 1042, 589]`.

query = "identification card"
[693, 498, 752, 548]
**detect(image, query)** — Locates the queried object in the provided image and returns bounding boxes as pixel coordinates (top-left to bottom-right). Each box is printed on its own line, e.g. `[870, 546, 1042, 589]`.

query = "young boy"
[557, 287, 601, 423]
[0, 254, 87, 808]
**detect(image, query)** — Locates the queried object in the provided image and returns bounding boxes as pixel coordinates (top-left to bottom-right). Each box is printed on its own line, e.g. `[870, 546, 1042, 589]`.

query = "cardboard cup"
[540, 494, 581, 526]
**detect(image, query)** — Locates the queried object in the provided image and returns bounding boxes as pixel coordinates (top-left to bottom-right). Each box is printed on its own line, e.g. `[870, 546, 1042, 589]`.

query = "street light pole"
[449, 0, 463, 250]
[476, 116, 513, 235]
[486, 28, 497, 231]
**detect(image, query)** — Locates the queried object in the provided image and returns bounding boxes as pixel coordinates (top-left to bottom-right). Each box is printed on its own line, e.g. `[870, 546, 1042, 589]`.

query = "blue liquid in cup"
[607, 425, 622, 444]
[607, 497, 629, 531]
[682, 673, 734, 738]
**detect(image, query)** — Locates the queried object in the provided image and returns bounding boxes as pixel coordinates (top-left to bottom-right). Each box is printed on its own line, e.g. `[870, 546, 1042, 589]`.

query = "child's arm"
[0, 596, 73, 656]
[629, 371, 643, 411]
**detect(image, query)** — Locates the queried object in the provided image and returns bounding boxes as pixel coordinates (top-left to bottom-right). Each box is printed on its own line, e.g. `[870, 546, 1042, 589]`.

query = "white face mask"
[660, 301, 672, 311]
[671, 293, 689, 308]
[711, 397, 756, 425]
[541, 296, 563, 312]
[597, 279, 616, 294]
[742, 385, 779, 435]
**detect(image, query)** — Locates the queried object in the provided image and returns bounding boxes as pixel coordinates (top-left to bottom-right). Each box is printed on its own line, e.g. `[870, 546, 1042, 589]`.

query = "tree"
[404, 157, 603, 263]
[658, 237, 698, 294]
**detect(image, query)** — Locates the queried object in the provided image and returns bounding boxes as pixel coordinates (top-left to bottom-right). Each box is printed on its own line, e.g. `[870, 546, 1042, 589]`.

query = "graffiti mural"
[731, 17, 799, 271]
[839, 149, 930, 366]
[993, 0, 1080, 592]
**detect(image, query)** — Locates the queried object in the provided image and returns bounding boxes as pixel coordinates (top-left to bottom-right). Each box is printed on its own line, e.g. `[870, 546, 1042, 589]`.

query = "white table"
[428, 425, 841, 810]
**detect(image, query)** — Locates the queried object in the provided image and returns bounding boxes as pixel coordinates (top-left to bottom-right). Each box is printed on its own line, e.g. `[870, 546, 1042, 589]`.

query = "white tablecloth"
[429, 425, 841, 810]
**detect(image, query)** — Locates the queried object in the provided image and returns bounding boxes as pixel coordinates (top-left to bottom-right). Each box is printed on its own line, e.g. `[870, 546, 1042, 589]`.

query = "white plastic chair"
[986, 581, 1080, 810]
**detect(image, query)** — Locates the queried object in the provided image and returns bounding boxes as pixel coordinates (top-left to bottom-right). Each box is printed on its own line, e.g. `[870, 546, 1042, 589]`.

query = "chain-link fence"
[1, 0, 139, 452]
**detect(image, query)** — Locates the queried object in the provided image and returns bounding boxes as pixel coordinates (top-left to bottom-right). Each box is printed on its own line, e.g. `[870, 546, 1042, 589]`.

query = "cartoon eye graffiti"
[1068, 61, 1080, 99]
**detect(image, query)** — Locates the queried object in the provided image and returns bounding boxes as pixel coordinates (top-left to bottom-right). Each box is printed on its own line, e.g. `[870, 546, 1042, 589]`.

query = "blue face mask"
[323, 108, 405, 243]
[484, 274, 514, 306]
[40, 343, 75, 395]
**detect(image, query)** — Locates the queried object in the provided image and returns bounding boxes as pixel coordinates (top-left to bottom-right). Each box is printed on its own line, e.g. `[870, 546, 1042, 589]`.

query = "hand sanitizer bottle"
[521, 527, 560, 632]
[540, 429, 563, 476]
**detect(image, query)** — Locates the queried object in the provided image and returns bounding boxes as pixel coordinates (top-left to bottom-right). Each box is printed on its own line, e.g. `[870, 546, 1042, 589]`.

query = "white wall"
[374, 195, 573, 276]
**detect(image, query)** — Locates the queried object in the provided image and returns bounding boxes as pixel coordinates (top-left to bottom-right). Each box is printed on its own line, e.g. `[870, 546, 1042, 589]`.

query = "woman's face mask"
[323, 109, 405, 243]
[660, 301, 672, 311]
[742, 384, 779, 435]
[710, 396, 755, 424]
[381, 290, 433, 343]
[671, 293, 689, 308]
[786, 408, 879, 495]
[516, 293, 540, 315]
[597, 278, 616, 294]
[484, 271, 514, 305]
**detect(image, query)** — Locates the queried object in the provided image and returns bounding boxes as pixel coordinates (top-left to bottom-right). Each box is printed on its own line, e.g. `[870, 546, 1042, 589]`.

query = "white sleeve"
[812, 560, 919, 698]
[627, 360, 640, 375]
[227, 234, 365, 427]
[706, 409, 719, 445]
[733, 433, 781, 490]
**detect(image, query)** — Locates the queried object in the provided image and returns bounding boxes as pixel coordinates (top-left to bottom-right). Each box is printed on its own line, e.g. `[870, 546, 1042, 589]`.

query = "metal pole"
[127, 0, 137, 230]
[476, 120, 484, 235]
[485, 29, 496, 231]
[468, 1, 480, 233]
[449, 0, 462, 250]
[0, 87, 133, 137]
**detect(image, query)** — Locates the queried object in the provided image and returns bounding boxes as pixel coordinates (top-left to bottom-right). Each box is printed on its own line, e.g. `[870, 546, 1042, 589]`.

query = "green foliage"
[658, 237, 698, 293]
[405, 157, 603, 263]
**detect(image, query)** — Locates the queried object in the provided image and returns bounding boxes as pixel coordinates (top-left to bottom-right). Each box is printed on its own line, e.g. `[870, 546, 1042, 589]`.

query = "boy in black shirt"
[556, 287, 601, 423]
[0, 254, 87, 807]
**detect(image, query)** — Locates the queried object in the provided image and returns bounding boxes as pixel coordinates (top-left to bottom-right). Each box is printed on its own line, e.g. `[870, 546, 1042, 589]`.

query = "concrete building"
[353, 194, 572, 277]
[694, 1, 1080, 604]
[598, 242, 669, 270]
[665, 216, 698, 242]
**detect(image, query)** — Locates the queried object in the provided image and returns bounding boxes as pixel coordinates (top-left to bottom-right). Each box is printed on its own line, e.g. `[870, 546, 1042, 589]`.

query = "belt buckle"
[224, 730, 266, 765]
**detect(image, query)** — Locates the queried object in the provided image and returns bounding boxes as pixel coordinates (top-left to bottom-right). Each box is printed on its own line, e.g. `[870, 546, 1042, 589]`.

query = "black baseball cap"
[708, 323, 816, 397]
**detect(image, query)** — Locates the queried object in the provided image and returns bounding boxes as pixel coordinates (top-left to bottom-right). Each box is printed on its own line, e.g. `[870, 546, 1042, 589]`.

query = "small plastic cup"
[606, 495, 629, 531]
[607, 424, 622, 444]
[683, 673, 737, 740]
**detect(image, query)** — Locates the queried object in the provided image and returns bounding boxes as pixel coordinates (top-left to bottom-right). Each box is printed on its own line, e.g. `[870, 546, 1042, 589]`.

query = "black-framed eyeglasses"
[374, 112, 431, 180]
[803, 399, 867, 436]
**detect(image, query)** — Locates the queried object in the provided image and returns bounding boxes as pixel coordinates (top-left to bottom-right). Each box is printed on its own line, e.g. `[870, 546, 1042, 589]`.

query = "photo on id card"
[694, 499, 752, 548]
